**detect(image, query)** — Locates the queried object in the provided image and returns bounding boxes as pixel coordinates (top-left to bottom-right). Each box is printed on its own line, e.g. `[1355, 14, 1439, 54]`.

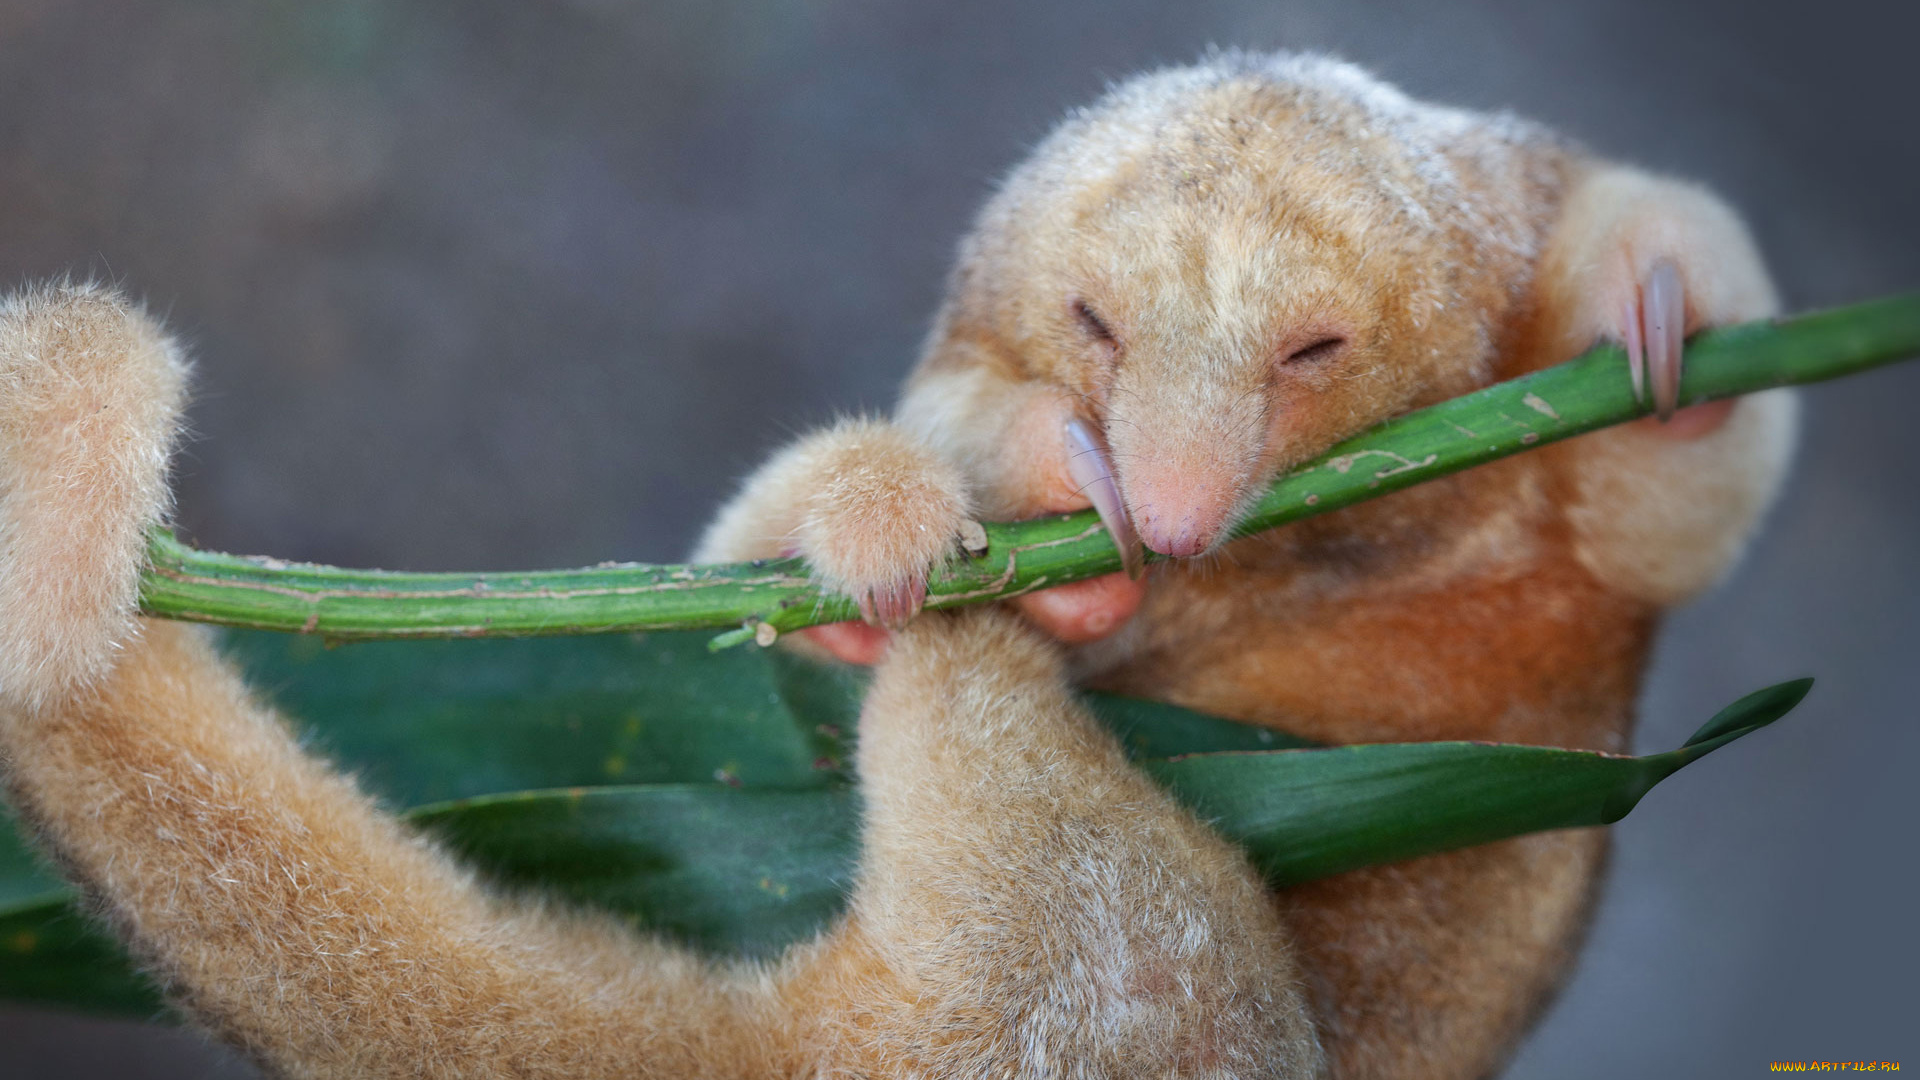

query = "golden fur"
[0, 280, 189, 711]
[700, 52, 1795, 1078]
[0, 287, 1320, 1075]
[0, 52, 1795, 1078]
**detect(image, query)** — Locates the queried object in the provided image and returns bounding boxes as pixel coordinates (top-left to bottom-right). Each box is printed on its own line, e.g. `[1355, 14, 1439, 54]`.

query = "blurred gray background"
[1, 0, 1914, 1075]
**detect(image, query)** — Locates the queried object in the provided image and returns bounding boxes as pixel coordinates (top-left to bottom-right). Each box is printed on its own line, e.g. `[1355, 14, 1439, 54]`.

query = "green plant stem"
[138, 294, 1920, 646]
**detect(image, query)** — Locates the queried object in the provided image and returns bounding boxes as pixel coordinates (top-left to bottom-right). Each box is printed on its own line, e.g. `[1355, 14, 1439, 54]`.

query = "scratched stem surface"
[139, 294, 1920, 643]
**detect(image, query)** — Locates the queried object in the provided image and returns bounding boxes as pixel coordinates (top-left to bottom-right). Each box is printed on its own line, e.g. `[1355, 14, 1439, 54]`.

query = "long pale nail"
[1622, 293, 1647, 406]
[1065, 417, 1144, 579]
[1644, 258, 1685, 422]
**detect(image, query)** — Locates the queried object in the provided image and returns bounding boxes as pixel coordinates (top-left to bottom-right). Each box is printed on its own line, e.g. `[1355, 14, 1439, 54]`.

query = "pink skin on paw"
[1011, 571, 1147, 643]
[799, 570, 1147, 664]
[1637, 398, 1735, 440]
[800, 621, 893, 666]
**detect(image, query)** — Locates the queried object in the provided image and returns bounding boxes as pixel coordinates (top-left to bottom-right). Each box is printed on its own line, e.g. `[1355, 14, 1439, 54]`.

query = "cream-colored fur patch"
[0, 281, 188, 712]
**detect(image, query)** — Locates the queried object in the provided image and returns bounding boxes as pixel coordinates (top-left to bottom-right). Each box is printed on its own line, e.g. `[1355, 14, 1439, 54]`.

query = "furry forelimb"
[0, 281, 1321, 1077]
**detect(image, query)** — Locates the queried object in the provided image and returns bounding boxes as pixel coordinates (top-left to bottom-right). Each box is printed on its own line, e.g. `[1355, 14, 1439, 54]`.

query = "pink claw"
[1642, 258, 1686, 422]
[859, 576, 927, 630]
[1622, 291, 1647, 406]
[893, 576, 928, 628]
[1622, 260, 1686, 421]
[1065, 416, 1145, 580]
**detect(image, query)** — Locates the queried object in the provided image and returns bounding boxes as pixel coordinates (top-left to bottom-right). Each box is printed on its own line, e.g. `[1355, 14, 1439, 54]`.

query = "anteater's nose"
[1125, 461, 1237, 558]
[1135, 508, 1210, 557]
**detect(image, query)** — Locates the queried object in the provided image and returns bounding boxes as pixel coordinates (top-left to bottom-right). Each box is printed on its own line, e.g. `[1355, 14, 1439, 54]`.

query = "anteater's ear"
[0, 280, 190, 711]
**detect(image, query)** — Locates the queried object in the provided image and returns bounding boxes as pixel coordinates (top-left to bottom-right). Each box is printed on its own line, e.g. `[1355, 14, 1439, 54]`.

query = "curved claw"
[1622, 291, 1648, 406]
[1064, 417, 1145, 580]
[859, 575, 927, 631]
[1642, 258, 1686, 422]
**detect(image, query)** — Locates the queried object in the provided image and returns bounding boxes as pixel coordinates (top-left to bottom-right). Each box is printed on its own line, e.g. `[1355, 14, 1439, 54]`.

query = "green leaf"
[412, 786, 859, 959]
[219, 630, 862, 803]
[0, 894, 166, 1018]
[0, 628, 1807, 1017]
[1143, 681, 1804, 886]
[417, 678, 1802, 933]
[1681, 677, 1812, 748]
[214, 630, 1301, 804]
[1086, 692, 1319, 757]
[0, 808, 66, 911]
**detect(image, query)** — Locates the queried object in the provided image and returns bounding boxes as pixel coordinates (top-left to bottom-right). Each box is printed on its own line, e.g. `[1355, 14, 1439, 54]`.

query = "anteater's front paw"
[785, 421, 972, 629]
[1560, 170, 1779, 441]
[0, 281, 189, 708]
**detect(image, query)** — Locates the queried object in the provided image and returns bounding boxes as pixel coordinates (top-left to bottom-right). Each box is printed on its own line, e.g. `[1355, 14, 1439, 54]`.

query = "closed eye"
[1282, 336, 1345, 366]
[1072, 299, 1118, 346]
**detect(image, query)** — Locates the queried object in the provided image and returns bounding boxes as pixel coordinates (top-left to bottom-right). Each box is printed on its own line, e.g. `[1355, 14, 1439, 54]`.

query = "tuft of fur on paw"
[0, 280, 190, 711]
[786, 419, 972, 627]
[694, 417, 973, 629]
